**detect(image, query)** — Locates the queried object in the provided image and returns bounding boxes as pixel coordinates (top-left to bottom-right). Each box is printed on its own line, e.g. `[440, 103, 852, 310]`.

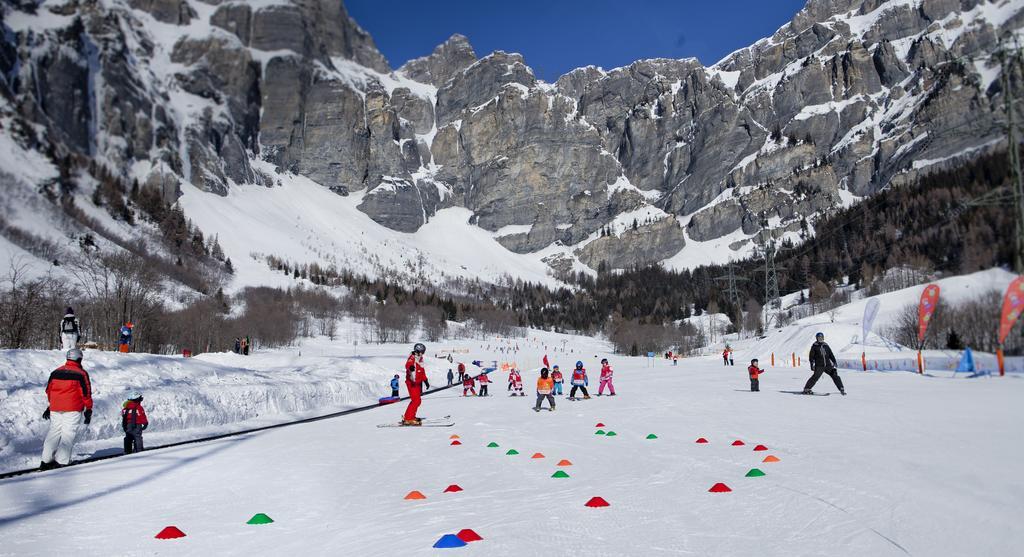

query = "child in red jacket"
[748, 359, 764, 392]
[462, 374, 477, 396]
[122, 392, 148, 454]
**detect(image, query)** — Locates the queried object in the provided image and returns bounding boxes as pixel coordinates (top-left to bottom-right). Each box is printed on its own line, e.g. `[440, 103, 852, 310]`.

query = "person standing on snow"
[551, 365, 564, 396]
[447, 368, 454, 386]
[748, 359, 764, 392]
[722, 348, 730, 366]
[803, 332, 846, 395]
[121, 392, 148, 454]
[462, 373, 477, 396]
[40, 348, 92, 470]
[533, 368, 556, 412]
[568, 361, 590, 400]
[457, 362, 466, 383]
[118, 322, 133, 353]
[402, 343, 430, 425]
[476, 370, 490, 396]
[390, 374, 400, 398]
[59, 307, 81, 351]
[509, 367, 525, 396]
[597, 358, 616, 396]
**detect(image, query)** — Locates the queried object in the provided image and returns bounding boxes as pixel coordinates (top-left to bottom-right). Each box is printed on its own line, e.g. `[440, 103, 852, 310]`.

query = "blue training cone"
[433, 534, 468, 548]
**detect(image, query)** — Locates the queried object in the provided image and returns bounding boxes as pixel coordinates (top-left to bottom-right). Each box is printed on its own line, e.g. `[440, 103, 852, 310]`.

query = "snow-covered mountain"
[1, 0, 1021, 292]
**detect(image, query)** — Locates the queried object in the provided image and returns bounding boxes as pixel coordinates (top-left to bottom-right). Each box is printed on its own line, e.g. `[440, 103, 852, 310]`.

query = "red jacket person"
[40, 348, 93, 469]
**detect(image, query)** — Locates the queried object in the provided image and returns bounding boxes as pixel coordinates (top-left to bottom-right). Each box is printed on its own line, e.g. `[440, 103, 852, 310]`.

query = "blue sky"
[346, 0, 808, 81]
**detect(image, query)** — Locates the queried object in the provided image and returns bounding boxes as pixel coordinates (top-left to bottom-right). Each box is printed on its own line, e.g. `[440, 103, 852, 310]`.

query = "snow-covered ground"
[1, 327, 1022, 555]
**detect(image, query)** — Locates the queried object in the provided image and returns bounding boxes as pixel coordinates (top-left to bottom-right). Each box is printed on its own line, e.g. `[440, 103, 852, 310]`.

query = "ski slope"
[1, 331, 1022, 555]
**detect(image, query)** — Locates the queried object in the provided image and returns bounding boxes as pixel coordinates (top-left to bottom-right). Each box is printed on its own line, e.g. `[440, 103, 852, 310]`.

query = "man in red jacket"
[402, 343, 430, 425]
[40, 348, 93, 470]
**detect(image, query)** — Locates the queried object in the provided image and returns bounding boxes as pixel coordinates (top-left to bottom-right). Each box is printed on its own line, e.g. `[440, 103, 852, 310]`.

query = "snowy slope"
[1, 329, 1023, 555]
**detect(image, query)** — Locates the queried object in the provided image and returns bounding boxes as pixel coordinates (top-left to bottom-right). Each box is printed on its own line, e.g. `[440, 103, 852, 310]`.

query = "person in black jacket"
[802, 332, 846, 395]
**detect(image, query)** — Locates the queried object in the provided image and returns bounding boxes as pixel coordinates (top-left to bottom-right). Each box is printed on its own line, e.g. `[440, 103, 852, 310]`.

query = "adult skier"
[568, 361, 590, 400]
[59, 307, 80, 351]
[121, 391, 148, 454]
[40, 348, 93, 470]
[457, 362, 466, 382]
[597, 358, 616, 396]
[402, 343, 430, 425]
[803, 332, 846, 395]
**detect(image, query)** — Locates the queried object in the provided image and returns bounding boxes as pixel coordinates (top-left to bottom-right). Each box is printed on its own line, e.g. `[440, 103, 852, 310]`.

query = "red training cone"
[709, 483, 732, 493]
[443, 484, 463, 493]
[695, 437, 709, 444]
[595, 422, 605, 427]
[450, 440, 462, 446]
[456, 529, 483, 542]
[585, 496, 610, 507]
[753, 444, 768, 451]
[531, 453, 545, 459]
[731, 440, 745, 446]
[155, 526, 186, 539]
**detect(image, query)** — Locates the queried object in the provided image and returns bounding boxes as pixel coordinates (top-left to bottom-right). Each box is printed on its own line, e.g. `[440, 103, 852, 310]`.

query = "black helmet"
[413, 342, 426, 354]
[815, 332, 825, 340]
[601, 358, 608, 364]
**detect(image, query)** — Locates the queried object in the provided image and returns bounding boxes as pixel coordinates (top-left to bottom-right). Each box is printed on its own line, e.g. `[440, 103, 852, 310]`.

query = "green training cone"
[605, 431, 617, 437]
[551, 470, 570, 478]
[646, 434, 658, 439]
[745, 468, 766, 477]
[506, 449, 519, 455]
[487, 442, 500, 448]
[595, 430, 606, 435]
[247, 513, 274, 525]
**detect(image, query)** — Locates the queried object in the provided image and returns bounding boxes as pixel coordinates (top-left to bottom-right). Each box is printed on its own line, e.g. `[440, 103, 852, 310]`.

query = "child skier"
[447, 368, 454, 386]
[597, 358, 615, 396]
[551, 365, 564, 396]
[462, 373, 477, 396]
[477, 371, 490, 396]
[534, 368, 556, 412]
[509, 368, 525, 396]
[748, 359, 764, 392]
[722, 348, 730, 366]
[390, 374, 400, 398]
[569, 361, 590, 400]
[121, 392, 148, 454]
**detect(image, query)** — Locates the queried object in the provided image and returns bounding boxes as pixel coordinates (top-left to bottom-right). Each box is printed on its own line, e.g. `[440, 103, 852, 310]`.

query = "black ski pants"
[750, 378, 759, 392]
[803, 367, 844, 392]
[569, 385, 589, 398]
[123, 425, 144, 454]
[479, 384, 488, 396]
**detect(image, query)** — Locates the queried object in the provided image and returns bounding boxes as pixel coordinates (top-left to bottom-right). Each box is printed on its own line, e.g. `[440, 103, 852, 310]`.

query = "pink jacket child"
[598, 359, 616, 396]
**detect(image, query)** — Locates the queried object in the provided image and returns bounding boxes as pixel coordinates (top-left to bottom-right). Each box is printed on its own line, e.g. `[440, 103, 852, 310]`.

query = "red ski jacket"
[405, 354, 427, 384]
[458, 362, 466, 373]
[46, 360, 93, 412]
[121, 400, 149, 426]
[748, 365, 764, 379]
[462, 376, 475, 387]
[477, 373, 491, 384]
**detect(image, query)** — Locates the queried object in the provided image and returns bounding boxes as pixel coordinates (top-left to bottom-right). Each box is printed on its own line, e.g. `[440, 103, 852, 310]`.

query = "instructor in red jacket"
[402, 343, 430, 426]
[40, 348, 93, 470]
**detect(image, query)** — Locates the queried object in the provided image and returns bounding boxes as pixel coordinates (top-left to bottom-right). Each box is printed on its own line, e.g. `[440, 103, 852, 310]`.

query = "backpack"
[61, 316, 78, 334]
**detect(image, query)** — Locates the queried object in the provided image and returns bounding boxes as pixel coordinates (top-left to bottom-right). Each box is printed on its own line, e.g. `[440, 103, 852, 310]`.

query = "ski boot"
[801, 389, 813, 395]
[583, 395, 591, 400]
[840, 389, 847, 396]
[567, 397, 576, 401]
[609, 393, 616, 396]
[533, 407, 540, 412]
[401, 418, 422, 426]
[549, 407, 555, 412]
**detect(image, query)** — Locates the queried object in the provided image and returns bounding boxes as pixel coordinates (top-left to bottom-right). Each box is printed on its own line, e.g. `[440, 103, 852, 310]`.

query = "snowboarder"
[569, 361, 590, 400]
[121, 391, 148, 454]
[477, 371, 490, 396]
[597, 358, 616, 396]
[722, 348, 730, 366]
[40, 348, 92, 470]
[551, 365, 564, 396]
[390, 374, 400, 398]
[462, 373, 477, 396]
[748, 359, 764, 392]
[533, 368, 556, 412]
[803, 332, 846, 395]
[118, 322, 133, 353]
[59, 307, 80, 351]
[402, 343, 430, 425]
[447, 368, 454, 386]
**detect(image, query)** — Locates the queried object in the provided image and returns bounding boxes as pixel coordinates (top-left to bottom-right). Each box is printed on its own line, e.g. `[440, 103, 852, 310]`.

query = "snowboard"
[377, 415, 454, 428]
[778, 390, 830, 396]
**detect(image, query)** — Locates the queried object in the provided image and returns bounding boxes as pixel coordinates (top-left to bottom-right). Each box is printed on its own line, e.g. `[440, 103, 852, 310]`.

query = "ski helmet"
[601, 358, 608, 364]
[815, 332, 825, 340]
[751, 359, 758, 364]
[575, 360, 583, 369]
[552, 365, 559, 370]
[413, 342, 426, 354]
[394, 374, 399, 379]
[66, 348, 83, 362]
[129, 391, 143, 400]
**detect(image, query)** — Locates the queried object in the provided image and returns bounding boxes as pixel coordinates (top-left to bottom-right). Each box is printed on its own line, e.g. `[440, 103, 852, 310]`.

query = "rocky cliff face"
[1, 0, 1020, 278]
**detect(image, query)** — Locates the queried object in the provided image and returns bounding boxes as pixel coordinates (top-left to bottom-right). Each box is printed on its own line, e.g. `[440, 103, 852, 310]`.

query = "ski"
[778, 390, 830, 396]
[377, 415, 454, 428]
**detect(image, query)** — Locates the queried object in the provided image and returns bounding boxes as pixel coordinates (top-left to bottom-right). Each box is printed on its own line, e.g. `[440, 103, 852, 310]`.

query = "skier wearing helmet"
[803, 332, 845, 395]
[597, 358, 615, 396]
[402, 343, 430, 425]
[568, 361, 590, 400]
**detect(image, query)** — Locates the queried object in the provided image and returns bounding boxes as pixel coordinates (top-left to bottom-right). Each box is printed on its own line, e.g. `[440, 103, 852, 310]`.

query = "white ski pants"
[41, 411, 83, 465]
[60, 333, 78, 351]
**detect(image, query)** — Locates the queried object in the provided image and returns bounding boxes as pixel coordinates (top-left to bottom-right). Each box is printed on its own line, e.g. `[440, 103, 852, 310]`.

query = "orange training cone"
[557, 459, 572, 466]
[404, 490, 427, 500]
[449, 434, 460, 439]
[762, 455, 780, 463]
[531, 453, 545, 459]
